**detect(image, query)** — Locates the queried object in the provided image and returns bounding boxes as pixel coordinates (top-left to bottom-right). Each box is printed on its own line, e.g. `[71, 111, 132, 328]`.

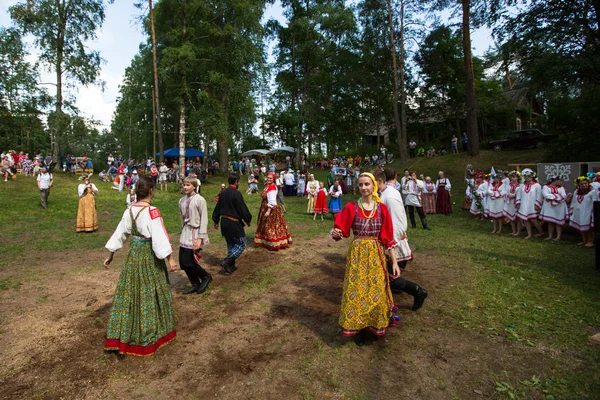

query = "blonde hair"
[183, 176, 198, 188]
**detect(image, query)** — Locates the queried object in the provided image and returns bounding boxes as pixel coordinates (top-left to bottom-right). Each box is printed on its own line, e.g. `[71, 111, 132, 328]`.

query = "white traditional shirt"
[435, 178, 451, 191]
[105, 206, 172, 260]
[570, 189, 598, 231]
[329, 185, 342, 198]
[403, 179, 424, 207]
[178, 193, 209, 249]
[515, 181, 543, 220]
[78, 183, 98, 197]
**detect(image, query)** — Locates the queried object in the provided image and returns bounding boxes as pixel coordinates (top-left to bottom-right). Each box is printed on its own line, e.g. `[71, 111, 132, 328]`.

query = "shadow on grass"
[270, 299, 344, 348]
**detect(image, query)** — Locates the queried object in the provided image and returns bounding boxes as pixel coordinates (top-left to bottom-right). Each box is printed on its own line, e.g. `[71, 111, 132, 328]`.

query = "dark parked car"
[488, 129, 557, 151]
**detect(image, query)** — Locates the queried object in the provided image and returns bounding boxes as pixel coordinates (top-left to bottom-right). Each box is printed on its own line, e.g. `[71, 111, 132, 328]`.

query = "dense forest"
[1, 0, 599, 168]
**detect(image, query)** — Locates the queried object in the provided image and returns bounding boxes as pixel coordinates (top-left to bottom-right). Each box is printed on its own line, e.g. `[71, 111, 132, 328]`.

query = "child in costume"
[502, 171, 522, 236]
[515, 168, 544, 239]
[569, 176, 598, 247]
[313, 181, 328, 220]
[487, 173, 505, 234]
[540, 176, 569, 242]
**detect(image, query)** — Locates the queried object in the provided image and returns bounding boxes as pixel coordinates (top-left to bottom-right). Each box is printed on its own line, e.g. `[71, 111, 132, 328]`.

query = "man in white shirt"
[375, 169, 428, 311]
[275, 172, 287, 213]
[37, 165, 53, 209]
[283, 168, 296, 196]
[409, 140, 417, 158]
[402, 171, 431, 230]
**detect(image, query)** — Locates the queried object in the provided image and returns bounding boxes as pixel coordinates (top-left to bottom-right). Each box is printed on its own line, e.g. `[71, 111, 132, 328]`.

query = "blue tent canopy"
[156, 148, 205, 158]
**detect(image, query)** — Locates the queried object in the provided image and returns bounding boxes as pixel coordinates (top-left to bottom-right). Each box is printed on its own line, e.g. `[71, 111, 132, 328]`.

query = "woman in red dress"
[331, 173, 401, 346]
[313, 181, 328, 220]
[254, 173, 292, 250]
[435, 171, 453, 214]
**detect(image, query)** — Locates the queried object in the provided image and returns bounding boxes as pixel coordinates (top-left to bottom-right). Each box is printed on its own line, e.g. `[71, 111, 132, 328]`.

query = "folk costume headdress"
[521, 168, 537, 179]
[574, 175, 590, 185]
[358, 172, 382, 204]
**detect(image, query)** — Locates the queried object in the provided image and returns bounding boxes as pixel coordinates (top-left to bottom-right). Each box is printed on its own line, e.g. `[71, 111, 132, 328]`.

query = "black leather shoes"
[412, 286, 428, 311]
[196, 274, 212, 294]
[183, 285, 200, 295]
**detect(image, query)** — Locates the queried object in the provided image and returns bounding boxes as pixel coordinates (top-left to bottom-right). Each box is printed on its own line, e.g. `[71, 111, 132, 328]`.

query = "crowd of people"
[408, 132, 469, 158]
[464, 168, 599, 245]
[6, 145, 597, 357]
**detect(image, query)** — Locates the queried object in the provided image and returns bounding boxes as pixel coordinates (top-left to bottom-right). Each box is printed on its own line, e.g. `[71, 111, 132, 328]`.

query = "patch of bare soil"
[0, 237, 566, 399]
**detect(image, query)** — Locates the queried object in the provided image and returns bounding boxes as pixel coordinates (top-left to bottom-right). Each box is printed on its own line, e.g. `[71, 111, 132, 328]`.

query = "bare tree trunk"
[178, 97, 186, 189]
[149, 0, 164, 162]
[53, 60, 62, 159]
[219, 104, 229, 174]
[386, 0, 407, 162]
[462, 0, 479, 156]
[398, 0, 408, 162]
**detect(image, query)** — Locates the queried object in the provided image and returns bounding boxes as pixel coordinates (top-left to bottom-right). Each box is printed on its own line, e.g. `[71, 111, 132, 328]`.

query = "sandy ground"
[0, 235, 567, 399]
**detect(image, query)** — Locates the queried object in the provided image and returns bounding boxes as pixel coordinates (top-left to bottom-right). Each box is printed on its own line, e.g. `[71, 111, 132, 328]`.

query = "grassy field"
[0, 148, 599, 399]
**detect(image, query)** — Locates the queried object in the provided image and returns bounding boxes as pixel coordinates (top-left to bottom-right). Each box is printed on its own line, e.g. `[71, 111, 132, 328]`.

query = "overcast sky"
[0, 0, 492, 129]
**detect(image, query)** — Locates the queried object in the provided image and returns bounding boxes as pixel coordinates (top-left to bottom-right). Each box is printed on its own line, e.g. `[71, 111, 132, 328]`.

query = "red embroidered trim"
[105, 330, 176, 356]
[149, 208, 161, 220]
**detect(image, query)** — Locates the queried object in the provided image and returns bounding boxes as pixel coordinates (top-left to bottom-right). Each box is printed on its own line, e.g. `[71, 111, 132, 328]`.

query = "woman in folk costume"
[313, 181, 328, 220]
[103, 177, 177, 356]
[480, 173, 491, 217]
[306, 174, 318, 213]
[515, 168, 545, 239]
[76, 175, 99, 232]
[328, 178, 343, 218]
[421, 176, 437, 214]
[254, 173, 292, 250]
[297, 171, 306, 196]
[435, 171, 452, 214]
[540, 176, 570, 242]
[467, 170, 486, 218]
[331, 173, 401, 346]
[503, 171, 522, 236]
[487, 173, 506, 234]
[569, 176, 598, 247]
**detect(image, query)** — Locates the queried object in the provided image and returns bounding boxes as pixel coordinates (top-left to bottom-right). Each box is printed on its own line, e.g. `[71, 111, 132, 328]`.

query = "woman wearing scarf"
[330, 172, 401, 346]
[254, 173, 292, 250]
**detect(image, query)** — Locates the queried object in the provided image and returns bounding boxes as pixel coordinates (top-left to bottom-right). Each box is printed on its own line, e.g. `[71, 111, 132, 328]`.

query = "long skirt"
[76, 193, 98, 232]
[436, 187, 453, 214]
[254, 198, 292, 250]
[297, 180, 306, 196]
[307, 194, 316, 213]
[340, 237, 398, 337]
[314, 191, 328, 213]
[422, 193, 436, 214]
[328, 196, 342, 214]
[104, 238, 176, 356]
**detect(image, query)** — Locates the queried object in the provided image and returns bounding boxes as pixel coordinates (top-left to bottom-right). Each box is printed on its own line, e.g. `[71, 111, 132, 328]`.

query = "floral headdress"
[574, 176, 590, 185]
[545, 175, 562, 185]
[508, 170, 521, 180]
[521, 168, 537, 179]
[78, 172, 93, 181]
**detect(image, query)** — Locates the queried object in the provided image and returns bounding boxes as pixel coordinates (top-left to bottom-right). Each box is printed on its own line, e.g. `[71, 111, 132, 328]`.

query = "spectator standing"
[37, 165, 53, 209]
[461, 132, 468, 152]
[451, 135, 459, 154]
[409, 140, 417, 158]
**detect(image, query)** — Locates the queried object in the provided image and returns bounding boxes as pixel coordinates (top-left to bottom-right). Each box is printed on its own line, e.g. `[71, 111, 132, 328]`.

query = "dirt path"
[0, 236, 564, 399]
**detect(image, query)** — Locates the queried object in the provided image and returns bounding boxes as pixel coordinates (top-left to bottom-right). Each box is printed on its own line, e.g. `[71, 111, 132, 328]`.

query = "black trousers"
[409, 148, 416, 158]
[407, 205, 426, 228]
[179, 247, 210, 285]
